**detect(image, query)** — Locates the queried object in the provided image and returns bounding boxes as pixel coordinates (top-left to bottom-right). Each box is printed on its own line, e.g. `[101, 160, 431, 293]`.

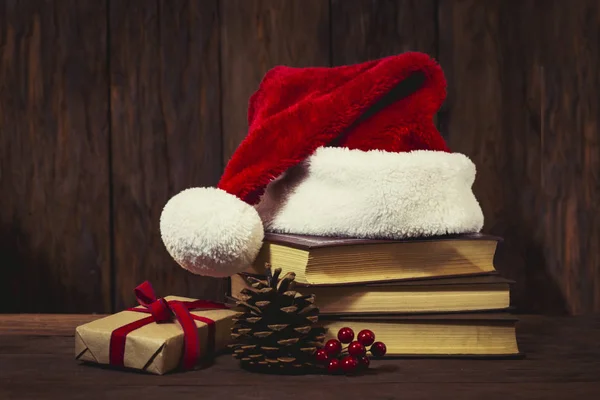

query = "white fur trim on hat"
[255, 147, 484, 239]
[160, 187, 264, 277]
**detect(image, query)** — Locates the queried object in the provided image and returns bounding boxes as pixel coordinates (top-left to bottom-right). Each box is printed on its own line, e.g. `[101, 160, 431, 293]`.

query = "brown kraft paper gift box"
[75, 295, 236, 375]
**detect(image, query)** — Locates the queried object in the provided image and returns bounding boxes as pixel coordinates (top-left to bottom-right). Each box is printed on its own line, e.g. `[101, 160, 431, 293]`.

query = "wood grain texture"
[0, 0, 110, 313]
[1, 383, 599, 400]
[438, 0, 600, 314]
[1, 315, 600, 399]
[109, 0, 225, 310]
[219, 0, 331, 164]
[536, 0, 600, 314]
[1, 0, 598, 317]
[0, 314, 105, 336]
[330, 0, 437, 65]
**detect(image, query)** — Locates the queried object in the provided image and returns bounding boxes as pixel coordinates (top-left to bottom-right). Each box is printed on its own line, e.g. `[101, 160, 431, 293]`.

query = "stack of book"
[230, 232, 520, 358]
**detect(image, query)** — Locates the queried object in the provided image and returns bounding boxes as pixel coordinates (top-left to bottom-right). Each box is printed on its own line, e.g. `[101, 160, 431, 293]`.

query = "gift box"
[75, 281, 236, 375]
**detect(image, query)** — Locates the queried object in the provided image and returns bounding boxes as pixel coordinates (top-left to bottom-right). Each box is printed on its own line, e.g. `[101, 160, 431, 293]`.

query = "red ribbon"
[109, 281, 228, 370]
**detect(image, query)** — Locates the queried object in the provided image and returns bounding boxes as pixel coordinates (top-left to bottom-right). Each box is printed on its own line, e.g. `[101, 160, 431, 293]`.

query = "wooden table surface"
[1, 314, 599, 400]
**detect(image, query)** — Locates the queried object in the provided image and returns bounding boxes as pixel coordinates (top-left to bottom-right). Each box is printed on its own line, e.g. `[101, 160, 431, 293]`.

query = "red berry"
[357, 329, 375, 346]
[340, 356, 359, 373]
[348, 341, 366, 357]
[315, 348, 329, 363]
[337, 327, 355, 344]
[324, 339, 342, 356]
[327, 358, 340, 373]
[370, 341, 387, 357]
[357, 355, 370, 369]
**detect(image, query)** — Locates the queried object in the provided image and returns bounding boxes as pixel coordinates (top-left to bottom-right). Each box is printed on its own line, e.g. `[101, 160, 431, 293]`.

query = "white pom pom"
[159, 187, 264, 278]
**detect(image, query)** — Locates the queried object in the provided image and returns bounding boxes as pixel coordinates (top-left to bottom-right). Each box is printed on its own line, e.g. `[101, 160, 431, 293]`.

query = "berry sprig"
[315, 327, 387, 374]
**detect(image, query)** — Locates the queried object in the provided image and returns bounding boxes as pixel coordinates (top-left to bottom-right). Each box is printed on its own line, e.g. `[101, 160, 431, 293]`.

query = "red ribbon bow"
[109, 281, 228, 370]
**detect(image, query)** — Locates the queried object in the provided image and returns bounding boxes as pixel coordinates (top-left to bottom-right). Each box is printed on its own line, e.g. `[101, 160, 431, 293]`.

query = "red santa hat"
[160, 52, 484, 278]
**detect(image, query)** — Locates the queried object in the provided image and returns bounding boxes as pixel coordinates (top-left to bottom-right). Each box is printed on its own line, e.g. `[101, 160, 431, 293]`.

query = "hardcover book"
[244, 232, 502, 285]
[320, 313, 520, 357]
[231, 273, 513, 315]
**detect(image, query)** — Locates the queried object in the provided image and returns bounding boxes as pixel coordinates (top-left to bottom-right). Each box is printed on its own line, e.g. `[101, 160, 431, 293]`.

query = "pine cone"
[229, 265, 326, 374]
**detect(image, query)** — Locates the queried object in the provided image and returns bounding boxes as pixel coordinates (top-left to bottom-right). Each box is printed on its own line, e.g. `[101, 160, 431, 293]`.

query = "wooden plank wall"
[0, 0, 598, 315]
[109, 0, 225, 311]
[0, 0, 111, 313]
[438, 0, 600, 315]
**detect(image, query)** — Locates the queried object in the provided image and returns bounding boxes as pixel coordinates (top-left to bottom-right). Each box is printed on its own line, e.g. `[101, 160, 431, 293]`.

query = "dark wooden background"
[1, 0, 598, 315]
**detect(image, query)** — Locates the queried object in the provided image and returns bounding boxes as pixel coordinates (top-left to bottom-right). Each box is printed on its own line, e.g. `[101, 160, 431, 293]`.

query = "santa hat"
[159, 52, 484, 278]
